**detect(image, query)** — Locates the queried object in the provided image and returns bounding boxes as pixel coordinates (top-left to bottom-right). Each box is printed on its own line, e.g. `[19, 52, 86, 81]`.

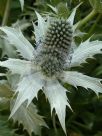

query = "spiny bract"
[36, 19, 73, 77]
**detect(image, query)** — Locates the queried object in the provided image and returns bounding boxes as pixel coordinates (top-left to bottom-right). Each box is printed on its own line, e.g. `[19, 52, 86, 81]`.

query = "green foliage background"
[0, 0, 102, 136]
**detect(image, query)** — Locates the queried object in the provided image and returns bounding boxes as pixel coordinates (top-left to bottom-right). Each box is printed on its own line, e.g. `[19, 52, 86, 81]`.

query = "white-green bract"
[19, 0, 24, 11]
[0, 5, 102, 135]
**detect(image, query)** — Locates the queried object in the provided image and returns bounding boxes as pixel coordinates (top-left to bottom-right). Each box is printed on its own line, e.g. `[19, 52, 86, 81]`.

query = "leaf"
[12, 18, 31, 30]
[73, 30, 86, 37]
[0, 38, 17, 58]
[89, 0, 102, 13]
[0, 0, 7, 17]
[0, 58, 34, 75]
[0, 73, 6, 76]
[35, 11, 47, 36]
[93, 65, 102, 76]
[0, 114, 16, 136]
[34, 12, 49, 43]
[70, 39, 102, 67]
[33, 12, 49, 43]
[43, 79, 71, 134]
[0, 80, 13, 98]
[19, 0, 24, 11]
[67, 3, 82, 25]
[47, 4, 58, 13]
[0, 27, 36, 60]
[0, 97, 10, 111]
[62, 71, 102, 95]
[10, 72, 44, 117]
[11, 101, 47, 136]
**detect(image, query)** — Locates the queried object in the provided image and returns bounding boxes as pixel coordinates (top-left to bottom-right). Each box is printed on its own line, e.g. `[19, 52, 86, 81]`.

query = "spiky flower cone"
[37, 19, 73, 77]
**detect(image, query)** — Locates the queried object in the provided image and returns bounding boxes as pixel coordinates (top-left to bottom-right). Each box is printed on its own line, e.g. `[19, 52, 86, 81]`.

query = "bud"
[57, 2, 70, 19]
[89, 0, 102, 13]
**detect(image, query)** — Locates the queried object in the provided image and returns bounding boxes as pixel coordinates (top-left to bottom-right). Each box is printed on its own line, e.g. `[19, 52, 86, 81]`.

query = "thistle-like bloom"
[0, 6, 102, 134]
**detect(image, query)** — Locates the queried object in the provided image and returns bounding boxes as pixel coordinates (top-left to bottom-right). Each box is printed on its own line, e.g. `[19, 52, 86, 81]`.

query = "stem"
[2, 0, 12, 26]
[88, 14, 101, 35]
[83, 14, 101, 40]
[52, 110, 58, 135]
[77, 10, 97, 29]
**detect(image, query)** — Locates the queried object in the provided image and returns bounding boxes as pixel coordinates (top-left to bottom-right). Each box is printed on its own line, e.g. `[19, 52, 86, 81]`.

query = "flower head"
[36, 18, 73, 77]
[0, 4, 102, 135]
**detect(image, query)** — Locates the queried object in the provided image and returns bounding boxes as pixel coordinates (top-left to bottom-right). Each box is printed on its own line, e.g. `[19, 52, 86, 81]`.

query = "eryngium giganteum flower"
[0, 5, 102, 134]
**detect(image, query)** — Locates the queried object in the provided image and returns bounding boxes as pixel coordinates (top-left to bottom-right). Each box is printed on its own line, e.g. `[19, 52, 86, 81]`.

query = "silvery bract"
[0, 75, 47, 136]
[10, 100, 47, 136]
[0, 5, 102, 135]
[19, 0, 24, 11]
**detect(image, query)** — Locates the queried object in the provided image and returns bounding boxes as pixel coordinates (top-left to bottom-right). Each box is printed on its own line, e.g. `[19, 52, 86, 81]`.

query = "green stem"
[77, 10, 97, 29]
[2, 0, 12, 26]
[73, 121, 91, 130]
[52, 110, 58, 135]
[83, 14, 101, 40]
[88, 14, 101, 35]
